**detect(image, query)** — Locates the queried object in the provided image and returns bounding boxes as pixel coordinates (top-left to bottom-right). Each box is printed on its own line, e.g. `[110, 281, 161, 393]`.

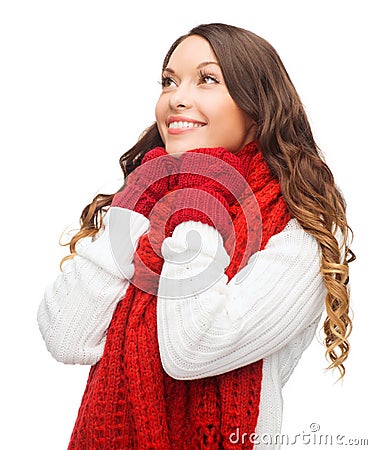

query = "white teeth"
[169, 121, 204, 129]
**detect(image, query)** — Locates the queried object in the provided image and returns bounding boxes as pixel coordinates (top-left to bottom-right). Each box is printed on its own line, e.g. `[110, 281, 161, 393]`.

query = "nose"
[169, 83, 192, 110]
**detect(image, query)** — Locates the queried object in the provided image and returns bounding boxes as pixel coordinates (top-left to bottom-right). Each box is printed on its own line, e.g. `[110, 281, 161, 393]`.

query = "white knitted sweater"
[38, 207, 326, 449]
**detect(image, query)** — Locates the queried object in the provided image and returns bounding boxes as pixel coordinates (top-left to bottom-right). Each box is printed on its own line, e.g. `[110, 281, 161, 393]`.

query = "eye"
[161, 76, 177, 89]
[199, 70, 220, 85]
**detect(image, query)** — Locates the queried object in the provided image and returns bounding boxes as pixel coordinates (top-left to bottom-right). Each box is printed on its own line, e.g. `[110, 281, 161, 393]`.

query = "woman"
[38, 23, 354, 449]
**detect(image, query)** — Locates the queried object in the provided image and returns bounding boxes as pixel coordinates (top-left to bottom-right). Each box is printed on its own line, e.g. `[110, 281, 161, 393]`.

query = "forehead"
[166, 35, 218, 69]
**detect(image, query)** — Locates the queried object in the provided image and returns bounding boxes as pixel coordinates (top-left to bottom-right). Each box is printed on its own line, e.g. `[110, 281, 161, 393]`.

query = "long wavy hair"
[61, 23, 354, 378]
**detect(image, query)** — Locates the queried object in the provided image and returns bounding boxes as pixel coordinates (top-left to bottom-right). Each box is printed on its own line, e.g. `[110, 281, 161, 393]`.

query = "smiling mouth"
[168, 121, 205, 130]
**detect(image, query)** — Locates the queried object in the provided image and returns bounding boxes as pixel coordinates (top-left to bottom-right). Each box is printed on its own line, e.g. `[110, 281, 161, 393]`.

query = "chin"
[166, 139, 216, 155]
[165, 142, 196, 155]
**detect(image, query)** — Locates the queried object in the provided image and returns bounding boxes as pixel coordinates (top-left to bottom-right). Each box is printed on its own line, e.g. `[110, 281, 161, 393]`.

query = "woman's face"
[155, 35, 257, 156]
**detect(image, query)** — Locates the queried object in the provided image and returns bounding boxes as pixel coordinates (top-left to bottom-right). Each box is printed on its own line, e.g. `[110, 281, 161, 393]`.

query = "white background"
[1, 0, 370, 448]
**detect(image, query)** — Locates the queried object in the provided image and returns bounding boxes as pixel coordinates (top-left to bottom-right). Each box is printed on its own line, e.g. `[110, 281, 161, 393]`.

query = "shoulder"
[269, 218, 320, 249]
[232, 218, 322, 288]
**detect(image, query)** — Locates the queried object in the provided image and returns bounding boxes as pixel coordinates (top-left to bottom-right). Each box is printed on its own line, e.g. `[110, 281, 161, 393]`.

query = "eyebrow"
[163, 61, 221, 74]
[197, 61, 220, 69]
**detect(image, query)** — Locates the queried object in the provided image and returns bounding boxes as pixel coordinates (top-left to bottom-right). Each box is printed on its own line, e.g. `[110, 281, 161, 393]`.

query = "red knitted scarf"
[68, 142, 291, 449]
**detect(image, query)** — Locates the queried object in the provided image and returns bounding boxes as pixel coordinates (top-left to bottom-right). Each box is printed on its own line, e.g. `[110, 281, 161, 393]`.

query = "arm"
[37, 207, 149, 365]
[157, 219, 326, 380]
[38, 147, 178, 365]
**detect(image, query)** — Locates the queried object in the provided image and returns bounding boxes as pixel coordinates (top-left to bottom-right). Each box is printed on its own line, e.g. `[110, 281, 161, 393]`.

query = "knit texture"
[168, 147, 248, 242]
[111, 147, 178, 218]
[68, 141, 291, 449]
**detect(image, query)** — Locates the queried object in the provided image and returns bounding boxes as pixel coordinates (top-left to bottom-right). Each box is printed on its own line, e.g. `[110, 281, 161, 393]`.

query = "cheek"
[155, 97, 167, 136]
[205, 100, 252, 152]
[210, 107, 246, 137]
[207, 95, 244, 130]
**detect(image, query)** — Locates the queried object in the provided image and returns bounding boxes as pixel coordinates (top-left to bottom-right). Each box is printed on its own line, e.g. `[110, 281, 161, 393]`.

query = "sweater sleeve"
[37, 207, 149, 365]
[157, 219, 326, 380]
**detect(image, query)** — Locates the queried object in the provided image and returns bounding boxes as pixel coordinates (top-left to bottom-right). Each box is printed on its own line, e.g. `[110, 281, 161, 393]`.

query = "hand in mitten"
[168, 147, 247, 240]
[111, 147, 179, 218]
